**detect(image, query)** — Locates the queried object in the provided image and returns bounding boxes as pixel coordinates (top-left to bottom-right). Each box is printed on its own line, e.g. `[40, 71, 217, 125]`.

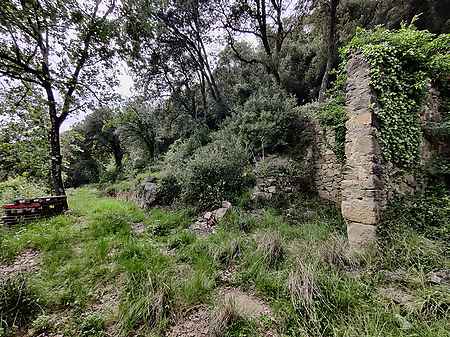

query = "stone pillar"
[341, 53, 383, 249]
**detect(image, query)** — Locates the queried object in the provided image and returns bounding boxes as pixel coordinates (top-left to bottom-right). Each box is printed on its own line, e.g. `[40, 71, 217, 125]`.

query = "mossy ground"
[0, 187, 448, 336]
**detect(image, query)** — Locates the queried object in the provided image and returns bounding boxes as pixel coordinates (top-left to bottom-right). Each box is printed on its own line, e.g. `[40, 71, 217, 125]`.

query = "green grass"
[0, 187, 448, 336]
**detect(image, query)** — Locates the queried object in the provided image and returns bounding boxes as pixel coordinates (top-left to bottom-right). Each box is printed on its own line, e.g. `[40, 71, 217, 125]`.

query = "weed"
[31, 314, 51, 333]
[118, 270, 172, 335]
[288, 260, 319, 321]
[320, 234, 359, 270]
[179, 271, 215, 305]
[0, 275, 41, 332]
[79, 313, 106, 337]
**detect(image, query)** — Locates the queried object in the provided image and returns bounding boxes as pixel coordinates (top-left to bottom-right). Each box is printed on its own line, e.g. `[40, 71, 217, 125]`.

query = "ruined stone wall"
[341, 54, 383, 247]
[310, 122, 343, 203]
[308, 53, 442, 248]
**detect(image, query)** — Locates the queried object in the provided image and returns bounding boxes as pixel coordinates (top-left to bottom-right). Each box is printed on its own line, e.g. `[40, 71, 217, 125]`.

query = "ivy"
[317, 96, 347, 162]
[343, 25, 450, 169]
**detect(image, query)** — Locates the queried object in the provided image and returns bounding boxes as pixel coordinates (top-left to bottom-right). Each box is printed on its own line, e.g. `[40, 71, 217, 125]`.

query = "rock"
[427, 270, 450, 285]
[222, 201, 232, 209]
[213, 207, 228, 220]
[251, 191, 272, 201]
[132, 222, 146, 235]
[135, 179, 159, 208]
[378, 287, 418, 312]
[394, 314, 413, 330]
[267, 186, 276, 194]
[203, 212, 213, 220]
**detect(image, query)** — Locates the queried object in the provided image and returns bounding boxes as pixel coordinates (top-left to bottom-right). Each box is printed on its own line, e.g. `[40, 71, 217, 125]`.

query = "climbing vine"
[317, 96, 347, 162]
[343, 25, 450, 169]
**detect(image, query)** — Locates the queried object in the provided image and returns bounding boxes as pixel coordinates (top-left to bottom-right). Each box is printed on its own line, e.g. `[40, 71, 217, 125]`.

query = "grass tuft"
[209, 296, 241, 337]
[257, 231, 285, 268]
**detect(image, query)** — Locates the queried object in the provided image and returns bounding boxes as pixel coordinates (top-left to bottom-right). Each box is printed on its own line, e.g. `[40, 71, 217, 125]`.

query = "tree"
[318, 0, 339, 101]
[0, 0, 117, 195]
[122, 0, 225, 118]
[0, 84, 49, 181]
[84, 108, 124, 174]
[217, 0, 310, 85]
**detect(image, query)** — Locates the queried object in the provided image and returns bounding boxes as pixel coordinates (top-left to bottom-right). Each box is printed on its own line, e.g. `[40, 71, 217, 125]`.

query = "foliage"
[0, 275, 41, 332]
[0, 88, 49, 182]
[344, 25, 450, 168]
[0, 176, 48, 205]
[176, 131, 254, 210]
[316, 96, 348, 162]
[229, 85, 303, 155]
[378, 186, 450, 242]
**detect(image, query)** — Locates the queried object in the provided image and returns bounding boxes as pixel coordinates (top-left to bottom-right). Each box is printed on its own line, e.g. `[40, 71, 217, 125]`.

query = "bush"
[229, 85, 303, 155]
[164, 127, 210, 171]
[0, 275, 41, 332]
[157, 173, 181, 205]
[0, 176, 48, 205]
[79, 313, 106, 337]
[177, 132, 254, 210]
[378, 187, 450, 242]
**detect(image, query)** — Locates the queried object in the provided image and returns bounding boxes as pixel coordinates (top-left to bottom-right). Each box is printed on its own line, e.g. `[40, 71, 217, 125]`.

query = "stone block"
[341, 199, 379, 224]
[347, 222, 377, 249]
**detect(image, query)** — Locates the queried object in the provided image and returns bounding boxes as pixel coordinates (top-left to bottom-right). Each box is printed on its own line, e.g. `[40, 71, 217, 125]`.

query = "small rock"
[203, 212, 213, 220]
[267, 186, 276, 193]
[132, 222, 146, 235]
[394, 314, 413, 330]
[222, 201, 232, 209]
[214, 207, 228, 220]
[428, 270, 450, 285]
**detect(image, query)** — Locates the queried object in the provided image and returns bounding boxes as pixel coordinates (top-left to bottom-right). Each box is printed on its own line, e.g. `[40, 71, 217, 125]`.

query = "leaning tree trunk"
[319, 0, 339, 102]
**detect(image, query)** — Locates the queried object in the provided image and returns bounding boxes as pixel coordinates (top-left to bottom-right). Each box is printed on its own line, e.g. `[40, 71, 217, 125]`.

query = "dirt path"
[0, 249, 40, 280]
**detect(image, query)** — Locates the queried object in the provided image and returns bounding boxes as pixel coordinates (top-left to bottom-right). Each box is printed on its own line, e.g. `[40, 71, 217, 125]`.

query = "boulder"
[135, 177, 159, 209]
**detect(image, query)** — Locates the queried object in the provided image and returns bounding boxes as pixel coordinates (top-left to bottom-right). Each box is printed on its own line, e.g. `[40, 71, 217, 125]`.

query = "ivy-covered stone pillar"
[341, 53, 383, 249]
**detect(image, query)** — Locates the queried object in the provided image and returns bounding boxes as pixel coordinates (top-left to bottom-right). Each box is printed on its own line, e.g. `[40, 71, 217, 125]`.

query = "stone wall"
[308, 53, 443, 248]
[310, 122, 343, 203]
[341, 54, 383, 248]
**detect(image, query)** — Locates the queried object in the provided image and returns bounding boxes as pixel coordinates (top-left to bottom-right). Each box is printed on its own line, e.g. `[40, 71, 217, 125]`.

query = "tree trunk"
[112, 135, 124, 173]
[49, 118, 65, 196]
[319, 0, 339, 102]
[45, 85, 66, 197]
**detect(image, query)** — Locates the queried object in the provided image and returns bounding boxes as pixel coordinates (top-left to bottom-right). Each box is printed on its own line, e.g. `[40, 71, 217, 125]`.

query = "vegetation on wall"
[345, 25, 450, 168]
[316, 96, 348, 162]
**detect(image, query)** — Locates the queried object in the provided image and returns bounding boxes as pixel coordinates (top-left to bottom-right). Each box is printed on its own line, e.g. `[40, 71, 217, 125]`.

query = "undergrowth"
[0, 187, 448, 336]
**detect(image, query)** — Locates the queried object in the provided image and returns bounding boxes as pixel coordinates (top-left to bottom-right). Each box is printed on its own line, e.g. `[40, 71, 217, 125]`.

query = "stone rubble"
[190, 201, 232, 236]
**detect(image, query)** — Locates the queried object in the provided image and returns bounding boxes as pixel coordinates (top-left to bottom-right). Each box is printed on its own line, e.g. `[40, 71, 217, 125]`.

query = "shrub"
[157, 173, 181, 205]
[0, 176, 48, 205]
[378, 187, 450, 242]
[229, 85, 303, 155]
[0, 275, 41, 332]
[177, 132, 254, 210]
[164, 128, 210, 171]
